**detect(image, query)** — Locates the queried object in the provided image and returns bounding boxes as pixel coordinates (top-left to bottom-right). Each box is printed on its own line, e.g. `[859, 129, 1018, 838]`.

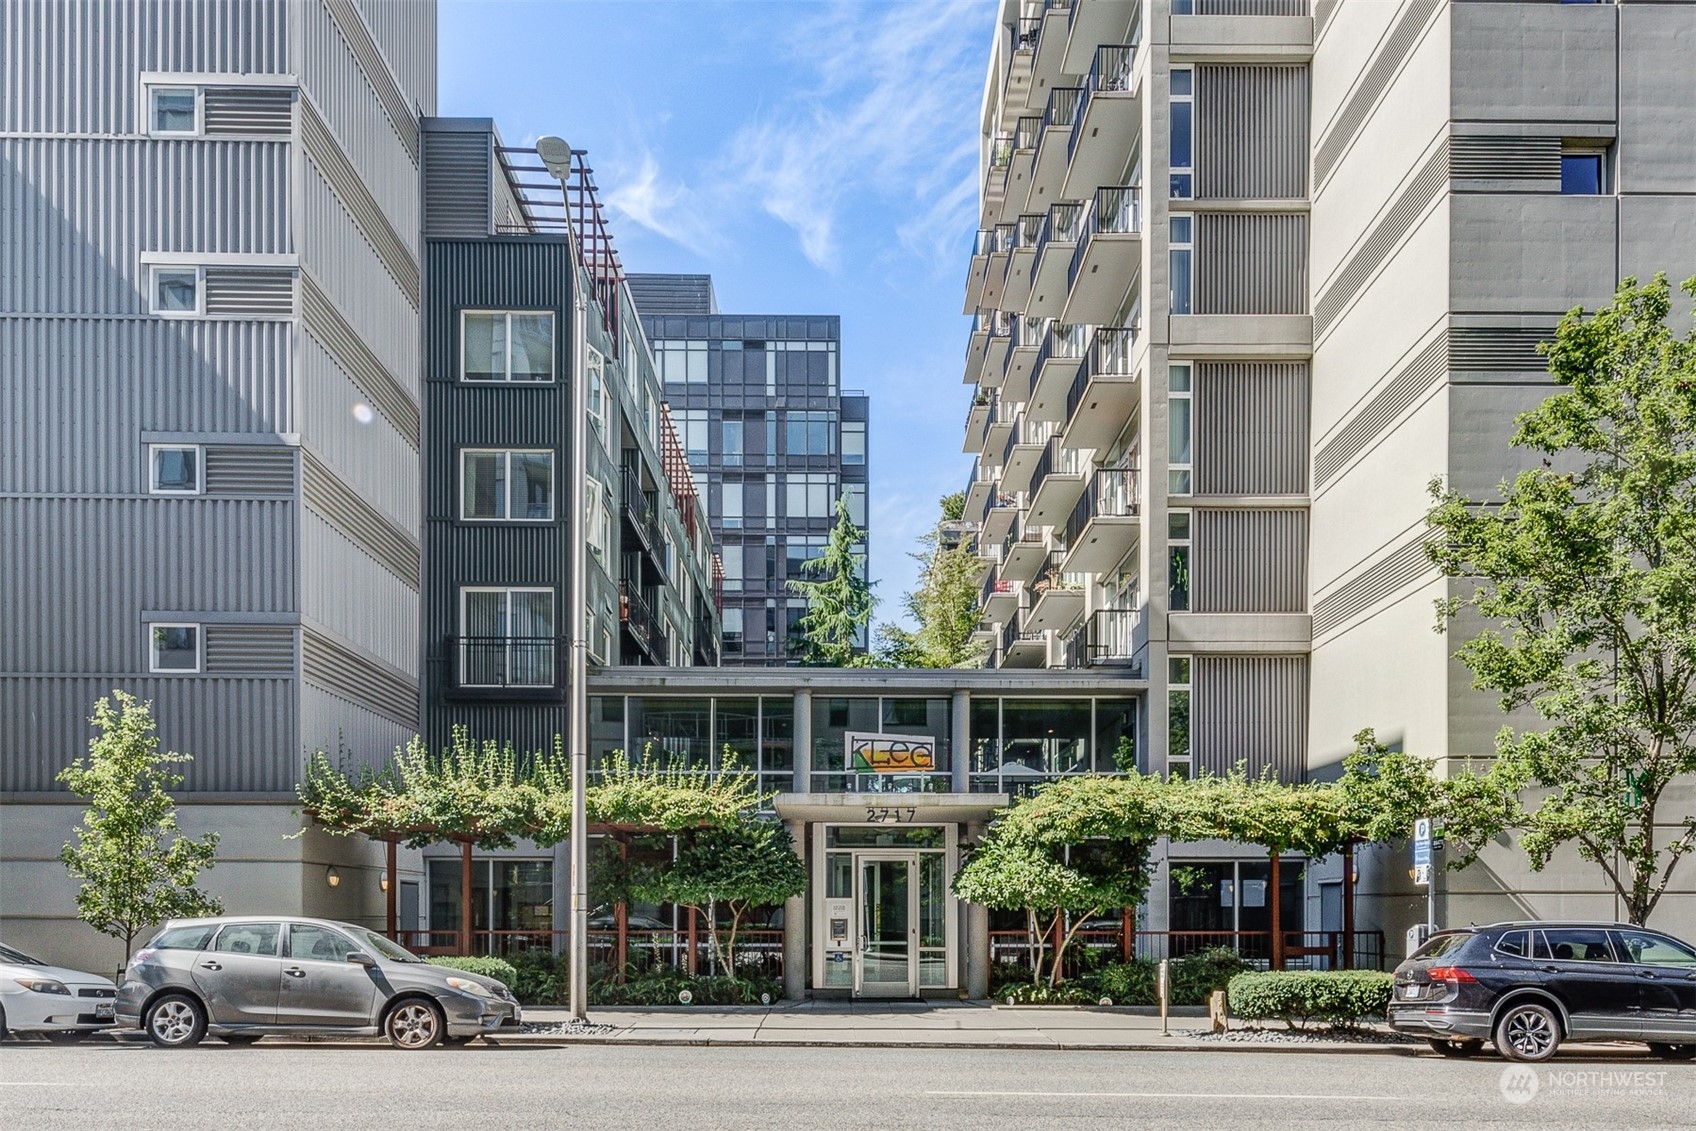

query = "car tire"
[220, 1034, 263, 1046]
[1647, 1042, 1696, 1061]
[0, 1004, 9, 1041]
[144, 993, 207, 1049]
[1495, 1002, 1560, 1062]
[1429, 1038, 1484, 1058]
[383, 999, 445, 1050]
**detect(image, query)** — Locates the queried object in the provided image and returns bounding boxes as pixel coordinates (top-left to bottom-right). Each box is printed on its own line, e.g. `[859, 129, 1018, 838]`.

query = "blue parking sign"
[1413, 817, 1432, 868]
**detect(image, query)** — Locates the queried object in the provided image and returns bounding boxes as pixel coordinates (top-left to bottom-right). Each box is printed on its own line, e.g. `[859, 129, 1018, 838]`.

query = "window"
[1169, 68, 1193, 199]
[1168, 364, 1192, 495]
[461, 311, 554, 382]
[722, 481, 744, 529]
[149, 86, 198, 135]
[842, 420, 866, 466]
[786, 411, 836, 456]
[1544, 927, 1618, 963]
[149, 444, 201, 494]
[721, 543, 744, 591]
[586, 479, 612, 567]
[1168, 655, 1191, 778]
[843, 482, 867, 527]
[656, 340, 707, 384]
[1168, 510, 1191, 612]
[212, 922, 279, 956]
[586, 347, 609, 441]
[287, 923, 357, 963]
[1561, 147, 1607, 195]
[461, 449, 553, 521]
[787, 473, 837, 520]
[1616, 931, 1696, 967]
[459, 588, 555, 687]
[785, 535, 827, 578]
[151, 267, 201, 315]
[675, 410, 709, 463]
[1169, 215, 1193, 315]
[722, 606, 745, 651]
[722, 417, 744, 466]
[149, 623, 200, 673]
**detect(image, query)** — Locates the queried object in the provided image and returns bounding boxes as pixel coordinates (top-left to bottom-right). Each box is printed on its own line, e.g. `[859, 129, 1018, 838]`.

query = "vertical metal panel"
[422, 128, 493, 237]
[1194, 508, 1308, 613]
[298, 272, 420, 444]
[319, 0, 418, 162]
[1196, 65, 1309, 200]
[301, 624, 418, 727]
[301, 511, 420, 676]
[297, 329, 419, 531]
[1195, 362, 1309, 495]
[298, 96, 421, 303]
[301, 449, 420, 584]
[1193, 655, 1309, 783]
[1196, 213, 1308, 315]
[349, 0, 437, 118]
[299, 683, 417, 774]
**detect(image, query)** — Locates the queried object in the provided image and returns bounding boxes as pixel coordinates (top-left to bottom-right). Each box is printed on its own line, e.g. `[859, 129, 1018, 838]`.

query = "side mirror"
[346, 951, 377, 967]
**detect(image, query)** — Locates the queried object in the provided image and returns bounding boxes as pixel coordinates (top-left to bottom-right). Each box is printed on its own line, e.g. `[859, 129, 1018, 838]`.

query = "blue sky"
[439, 0, 996, 633]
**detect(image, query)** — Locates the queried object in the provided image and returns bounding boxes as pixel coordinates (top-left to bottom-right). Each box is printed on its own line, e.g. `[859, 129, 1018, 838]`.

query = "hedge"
[426, 956, 519, 988]
[1226, 970, 1394, 1030]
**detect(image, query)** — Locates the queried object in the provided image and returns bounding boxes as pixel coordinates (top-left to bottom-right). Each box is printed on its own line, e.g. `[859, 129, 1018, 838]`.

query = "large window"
[461, 449, 553, 521]
[655, 340, 707, 384]
[722, 417, 744, 466]
[586, 347, 609, 444]
[785, 535, 827, 579]
[720, 543, 743, 591]
[842, 419, 866, 466]
[722, 606, 745, 651]
[787, 473, 836, 520]
[1168, 510, 1191, 612]
[149, 444, 201, 494]
[1168, 363, 1192, 495]
[149, 623, 201, 673]
[1169, 215, 1193, 315]
[843, 482, 867, 528]
[675, 409, 709, 463]
[786, 411, 836, 456]
[458, 588, 555, 687]
[1168, 656, 1192, 778]
[722, 480, 744, 529]
[1169, 67, 1193, 199]
[461, 311, 554, 382]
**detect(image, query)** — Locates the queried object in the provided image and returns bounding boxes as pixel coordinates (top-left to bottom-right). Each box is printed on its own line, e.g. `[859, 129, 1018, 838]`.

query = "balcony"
[1027, 86, 1082, 213]
[1065, 43, 1141, 198]
[1027, 550, 1086, 633]
[1086, 607, 1141, 669]
[1001, 312, 1044, 401]
[1027, 436, 1088, 527]
[1001, 213, 1044, 312]
[1061, 467, 1140, 576]
[1027, 201, 1084, 319]
[982, 570, 1019, 625]
[1027, 2, 1076, 113]
[963, 454, 996, 516]
[963, 228, 994, 314]
[619, 580, 663, 664]
[983, 132, 1015, 220]
[998, 615, 1048, 669]
[981, 306, 1016, 386]
[620, 464, 666, 584]
[442, 635, 565, 700]
[1061, 326, 1140, 452]
[982, 489, 1021, 544]
[999, 16, 1042, 122]
[1005, 116, 1042, 222]
[982, 395, 1020, 468]
[963, 307, 994, 383]
[1064, 186, 1142, 326]
[693, 614, 721, 667]
[1001, 518, 1052, 585]
[980, 221, 1016, 314]
[1029, 319, 1088, 422]
[1062, 0, 1138, 75]
[1001, 412, 1055, 496]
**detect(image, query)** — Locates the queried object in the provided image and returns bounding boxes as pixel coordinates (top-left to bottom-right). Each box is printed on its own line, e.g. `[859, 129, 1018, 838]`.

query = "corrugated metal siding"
[1195, 213, 1307, 315]
[204, 267, 295, 318]
[1196, 65, 1309, 200]
[205, 624, 296, 674]
[1194, 508, 1308, 613]
[422, 129, 492, 237]
[300, 683, 417, 773]
[1313, 141, 1449, 338]
[350, 0, 437, 118]
[1449, 135, 1562, 181]
[1312, 0, 1444, 191]
[1195, 362, 1308, 495]
[302, 450, 420, 585]
[300, 510, 419, 675]
[1312, 536, 1434, 638]
[302, 624, 418, 729]
[320, 0, 419, 162]
[1314, 332, 1447, 488]
[0, 0, 290, 134]
[1449, 325, 1560, 372]
[298, 271, 420, 446]
[203, 86, 294, 135]
[297, 331, 419, 531]
[1193, 655, 1309, 782]
[627, 274, 718, 316]
[205, 446, 297, 495]
[299, 96, 420, 305]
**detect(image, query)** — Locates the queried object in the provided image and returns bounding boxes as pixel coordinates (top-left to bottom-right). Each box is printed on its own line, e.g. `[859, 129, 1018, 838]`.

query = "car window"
[0, 943, 44, 965]
[1411, 931, 1472, 960]
[343, 926, 421, 963]
[1544, 928, 1617, 963]
[1529, 930, 1554, 960]
[212, 923, 280, 956]
[1616, 931, 1696, 967]
[288, 924, 358, 963]
[152, 925, 217, 951]
[1494, 930, 1529, 957]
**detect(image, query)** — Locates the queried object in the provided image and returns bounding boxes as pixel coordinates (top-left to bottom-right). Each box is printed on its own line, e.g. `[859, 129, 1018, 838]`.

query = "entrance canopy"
[774, 792, 1008, 825]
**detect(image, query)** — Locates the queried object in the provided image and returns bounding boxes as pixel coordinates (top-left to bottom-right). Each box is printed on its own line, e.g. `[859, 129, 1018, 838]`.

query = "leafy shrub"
[426, 956, 518, 988]
[996, 981, 1098, 1005]
[1227, 970, 1394, 1030]
[589, 966, 781, 1006]
[1091, 960, 1158, 1006]
[508, 951, 566, 1005]
[1169, 947, 1250, 1006]
[989, 959, 1033, 995]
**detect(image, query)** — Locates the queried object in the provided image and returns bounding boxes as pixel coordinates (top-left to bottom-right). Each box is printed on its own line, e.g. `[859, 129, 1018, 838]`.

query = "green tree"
[787, 494, 875, 666]
[636, 821, 806, 980]
[57, 691, 223, 966]
[1427, 274, 1696, 924]
[877, 491, 987, 668]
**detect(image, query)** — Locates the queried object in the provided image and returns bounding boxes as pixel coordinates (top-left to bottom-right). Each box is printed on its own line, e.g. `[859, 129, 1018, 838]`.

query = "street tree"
[877, 491, 986, 668]
[57, 691, 223, 967]
[787, 494, 876, 666]
[1427, 274, 1696, 924]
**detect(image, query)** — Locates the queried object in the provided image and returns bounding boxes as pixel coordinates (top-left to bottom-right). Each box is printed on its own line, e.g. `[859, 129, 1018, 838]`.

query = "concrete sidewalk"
[501, 1000, 1422, 1054]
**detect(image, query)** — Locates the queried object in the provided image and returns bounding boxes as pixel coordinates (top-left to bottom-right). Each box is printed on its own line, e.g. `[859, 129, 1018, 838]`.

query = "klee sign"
[846, 731, 936, 773]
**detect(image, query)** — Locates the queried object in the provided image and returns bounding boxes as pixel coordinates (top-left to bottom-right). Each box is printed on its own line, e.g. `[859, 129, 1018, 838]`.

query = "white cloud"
[602, 151, 721, 256]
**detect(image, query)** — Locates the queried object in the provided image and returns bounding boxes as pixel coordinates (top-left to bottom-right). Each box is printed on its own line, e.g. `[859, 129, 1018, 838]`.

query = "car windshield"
[0, 943, 44, 965]
[342, 926, 422, 963]
[1411, 931, 1473, 960]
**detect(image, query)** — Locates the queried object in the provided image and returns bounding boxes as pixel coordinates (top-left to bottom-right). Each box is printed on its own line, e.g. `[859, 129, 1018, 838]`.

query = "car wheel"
[220, 1034, 263, 1046]
[384, 1000, 444, 1050]
[145, 994, 207, 1049]
[1647, 1042, 1696, 1061]
[1495, 1002, 1560, 1062]
[1429, 1038, 1484, 1058]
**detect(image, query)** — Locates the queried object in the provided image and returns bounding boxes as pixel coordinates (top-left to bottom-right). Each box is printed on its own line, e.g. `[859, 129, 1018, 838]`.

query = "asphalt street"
[1, 1040, 1691, 1130]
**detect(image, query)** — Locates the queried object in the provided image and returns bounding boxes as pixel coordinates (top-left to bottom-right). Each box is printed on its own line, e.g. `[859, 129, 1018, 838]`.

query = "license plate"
[95, 1003, 115, 1019]
[1401, 985, 1418, 999]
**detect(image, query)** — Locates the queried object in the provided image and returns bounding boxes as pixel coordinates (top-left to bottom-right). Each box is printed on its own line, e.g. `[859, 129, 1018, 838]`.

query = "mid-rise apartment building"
[629, 274, 870, 665]
[962, 0, 1696, 945]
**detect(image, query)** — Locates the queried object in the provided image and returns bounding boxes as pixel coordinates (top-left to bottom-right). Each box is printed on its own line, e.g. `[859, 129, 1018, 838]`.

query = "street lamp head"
[536, 135, 573, 182]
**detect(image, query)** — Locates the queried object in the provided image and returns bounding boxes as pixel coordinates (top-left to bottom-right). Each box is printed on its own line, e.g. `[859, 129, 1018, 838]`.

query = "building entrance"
[812, 823, 957, 998]
[855, 854, 916, 997]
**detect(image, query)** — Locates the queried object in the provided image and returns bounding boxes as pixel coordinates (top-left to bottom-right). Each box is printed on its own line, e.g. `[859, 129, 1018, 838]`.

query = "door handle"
[1540, 965, 1559, 972]
[1637, 970, 1658, 979]
[199, 961, 222, 971]
[284, 967, 306, 979]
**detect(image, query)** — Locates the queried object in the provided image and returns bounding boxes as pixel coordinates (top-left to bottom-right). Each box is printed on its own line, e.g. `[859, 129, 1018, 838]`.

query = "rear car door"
[1540, 927, 1634, 1039]
[1613, 928, 1696, 1042]
[191, 923, 283, 1025]
[277, 924, 378, 1027]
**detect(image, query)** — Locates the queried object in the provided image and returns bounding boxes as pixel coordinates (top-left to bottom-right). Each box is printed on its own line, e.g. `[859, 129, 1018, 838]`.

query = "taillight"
[1426, 966, 1477, 984]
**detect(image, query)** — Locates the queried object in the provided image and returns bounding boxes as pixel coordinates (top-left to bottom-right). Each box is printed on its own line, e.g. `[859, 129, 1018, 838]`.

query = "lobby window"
[842, 420, 867, 466]
[458, 588, 555, 687]
[1168, 656, 1192, 779]
[151, 267, 201, 316]
[1169, 67, 1193, 199]
[1169, 364, 1192, 495]
[786, 410, 836, 456]
[1169, 215, 1193, 315]
[149, 623, 201, 673]
[149, 444, 201, 494]
[787, 473, 837, 519]
[1168, 510, 1191, 612]
[461, 449, 553, 521]
[1561, 146, 1607, 195]
[462, 311, 554, 382]
[149, 86, 199, 135]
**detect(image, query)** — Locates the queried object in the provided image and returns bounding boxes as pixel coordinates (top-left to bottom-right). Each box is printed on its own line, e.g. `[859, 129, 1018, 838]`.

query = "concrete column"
[782, 819, 808, 1001]
[792, 690, 812, 793]
[964, 819, 989, 999]
[950, 689, 970, 792]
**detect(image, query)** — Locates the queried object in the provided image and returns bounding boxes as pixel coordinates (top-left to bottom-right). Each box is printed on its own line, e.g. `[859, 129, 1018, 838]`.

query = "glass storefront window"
[811, 696, 881, 773]
[715, 697, 759, 771]
[969, 699, 1000, 777]
[1095, 698, 1138, 772]
[628, 697, 713, 769]
[589, 695, 625, 764]
[880, 698, 951, 773]
[999, 699, 1091, 779]
[825, 827, 946, 849]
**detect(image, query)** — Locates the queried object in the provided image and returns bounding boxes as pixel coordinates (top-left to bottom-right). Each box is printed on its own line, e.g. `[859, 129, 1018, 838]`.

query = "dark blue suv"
[1388, 921, 1696, 1061]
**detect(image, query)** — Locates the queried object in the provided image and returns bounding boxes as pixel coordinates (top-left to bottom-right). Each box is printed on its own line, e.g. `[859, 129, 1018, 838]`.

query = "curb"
[482, 1034, 1424, 1055]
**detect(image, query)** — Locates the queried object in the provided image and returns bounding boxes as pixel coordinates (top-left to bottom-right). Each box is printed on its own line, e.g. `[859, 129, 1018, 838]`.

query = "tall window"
[149, 623, 201, 673]
[586, 347, 609, 442]
[1169, 215, 1193, 316]
[785, 535, 828, 579]
[1168, 509, 1191, 612]
[655, 340, 707, 384]
[459, 588, 555, 687]
[722, 417, 744, 466]
[722, 481, 744, 529]
[675, 409, 709, 464]
[1169, 67, 1193, 199]
[721, 544, 744, 592]
[786, 410, 836, 456]
[462, 311, 554, 382]
[722, 606, 745, 651]
[461, 450, 553, 521]
[586, 479, 612, 568]
[1168, 656, 1192, 779]
[149, 444, 201, 494]
[1168, 364, 1192, 495]
[843, 482, 867, 527]
[842, 420, 866, 465]
[786, 473, 837, 519]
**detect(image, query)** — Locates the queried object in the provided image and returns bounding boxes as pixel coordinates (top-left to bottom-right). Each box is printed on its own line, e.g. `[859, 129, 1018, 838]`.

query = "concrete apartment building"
[628, 274, 870, 665]
[962, 0, 1696, 946]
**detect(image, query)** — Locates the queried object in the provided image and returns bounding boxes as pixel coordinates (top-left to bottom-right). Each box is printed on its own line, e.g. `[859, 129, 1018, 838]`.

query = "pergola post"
[615, 833, 629, 984]
[1341, 839, 1356, 971]
[460, 838, 474, 957]
[385, 837, 398, 940]
[1269, 851, 1283, 971]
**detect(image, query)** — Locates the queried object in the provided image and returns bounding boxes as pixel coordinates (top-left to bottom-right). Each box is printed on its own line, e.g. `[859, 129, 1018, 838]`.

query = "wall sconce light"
[379, 874, 390, 892]
[326, 865, 341, 889]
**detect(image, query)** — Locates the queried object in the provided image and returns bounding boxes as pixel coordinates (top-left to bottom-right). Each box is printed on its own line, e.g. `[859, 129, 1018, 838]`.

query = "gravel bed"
[1181, 1026, 1419, 1045]
[519, 1020, 618, 1037]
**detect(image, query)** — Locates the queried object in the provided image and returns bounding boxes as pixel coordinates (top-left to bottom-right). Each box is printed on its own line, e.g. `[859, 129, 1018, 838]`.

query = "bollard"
[1157, 957, 1170, 1036]
[1209, 989, 1229, 1033]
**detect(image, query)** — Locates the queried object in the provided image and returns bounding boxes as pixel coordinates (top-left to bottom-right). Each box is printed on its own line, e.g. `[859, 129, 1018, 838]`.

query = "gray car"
[116, 916, 520, 1049]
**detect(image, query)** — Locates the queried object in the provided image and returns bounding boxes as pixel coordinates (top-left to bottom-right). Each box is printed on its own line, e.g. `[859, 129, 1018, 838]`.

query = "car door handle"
[199, 961, 222, 971]
[284, 967, 306, 978]
[1637, 970, 1658, 979]
[1540, 965, 1559, 973]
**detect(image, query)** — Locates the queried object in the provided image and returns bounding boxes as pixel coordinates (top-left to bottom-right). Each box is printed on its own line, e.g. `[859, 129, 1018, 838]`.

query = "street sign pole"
[1413, 817, 1434, 932]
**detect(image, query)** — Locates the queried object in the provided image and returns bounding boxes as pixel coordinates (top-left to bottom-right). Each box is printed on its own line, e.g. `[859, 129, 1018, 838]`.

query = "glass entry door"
[855, 854, 917, 997]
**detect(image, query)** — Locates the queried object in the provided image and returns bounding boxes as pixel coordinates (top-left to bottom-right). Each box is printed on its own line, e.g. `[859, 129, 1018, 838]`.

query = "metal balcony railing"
[448, 635, 565, 693]
[1035, 201, 1085, 261]
[1012, 16, 1041, 52]
[1044, 86, 1083, 132]
[1015, 212, 1043, 249]
[973, 228, 996, 256]
[1179, 0, 1309, 15]
[1032, 550, 1079, 598]
[1015, 115, 1042, 152]
[1069, 44, 1138, 163]
[1032, 434, 1084, 488]
[1032, 320, 1088, 386]
[989, 133, 1015, 171]
[1087, 608, 1141, 667]
[1064, 326, 1138, 426]
[1064, 467, 1140, 550]
[1068, 185, 1142, 292]
[619, 580, 662, 661]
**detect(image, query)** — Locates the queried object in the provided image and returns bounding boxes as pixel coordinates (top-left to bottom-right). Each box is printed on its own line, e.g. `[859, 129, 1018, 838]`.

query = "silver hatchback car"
[116, 916, 520, 1049]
